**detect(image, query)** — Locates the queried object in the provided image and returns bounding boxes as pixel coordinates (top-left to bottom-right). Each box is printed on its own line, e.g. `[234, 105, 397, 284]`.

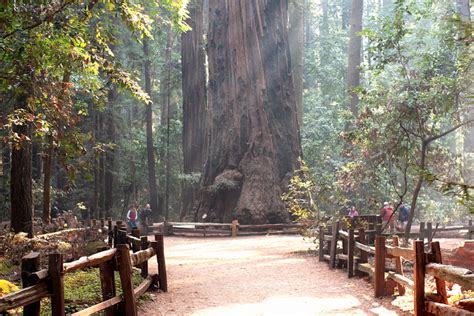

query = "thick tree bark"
[181, 0, 208, 220]
[143, 37, 160, 220]
[346, 0, 364, 117]
[289, 0, 304, 126]
[198, 0, 302, 224]
[104, 89, 116, 218]
[11, 93, 33, 237]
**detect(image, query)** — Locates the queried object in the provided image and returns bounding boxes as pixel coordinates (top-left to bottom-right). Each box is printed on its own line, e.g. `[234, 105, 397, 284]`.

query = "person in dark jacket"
[398, 202, 410, 231]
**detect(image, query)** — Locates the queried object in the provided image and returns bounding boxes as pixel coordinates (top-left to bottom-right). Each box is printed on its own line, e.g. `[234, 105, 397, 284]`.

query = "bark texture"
[182, 0, 208, 220]
[346, 0, 364, 116]
[198, 0, 302, 224]
[143, 37, 160, 220]
[11, 93, 33, 237]
[289, 0, 304, 126]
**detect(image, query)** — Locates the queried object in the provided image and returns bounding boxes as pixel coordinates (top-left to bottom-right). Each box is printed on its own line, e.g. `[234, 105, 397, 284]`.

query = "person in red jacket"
[380, 202, 395, 232]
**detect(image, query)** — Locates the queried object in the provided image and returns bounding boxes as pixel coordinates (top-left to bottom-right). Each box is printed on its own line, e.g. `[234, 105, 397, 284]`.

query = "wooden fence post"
[329, 221, 339, 269]
[231, 220, 239, 237]
[374, 236, 386, 297]
[414, 240, 426, 316]
[116, 244, 137, 316]
[392, 236, 405, 295]
[356, 228, 367, 277]
[155, 234, 168, 292]
[318, 226, 325, 262]
[98, 250, 116, 316]
[49, 253, 65, 316]
[21, 252, 41, 316]
[140, 236, 149, 278]
[131, 229, 140, 252]
[348, 228, 355, 278]
[430, 241, 447, 304]
[108, 218, 113, 247]
[426, 222, 432, 242]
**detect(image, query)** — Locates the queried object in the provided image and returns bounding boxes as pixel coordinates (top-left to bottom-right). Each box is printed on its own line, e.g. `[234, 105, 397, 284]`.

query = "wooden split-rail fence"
[0, 222, 167, 316]
[151, 220, 304, 237]
[319, 218, 474, 315]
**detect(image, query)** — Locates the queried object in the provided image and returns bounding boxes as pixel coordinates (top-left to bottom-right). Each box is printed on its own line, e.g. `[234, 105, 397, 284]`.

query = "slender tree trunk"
[289, 0, 304, 126]
[199, 0, 302, 224]
[346, 0, 364, 117]
[143, 36, 160, 220]
[104, 89, 116, 218]
[182, 0, 208, 220]
[32, 140, 42, 181]
[98, 113, 105, 218]
[42, 135, 53, 223]
[11, 92, 33, 237]
[405, 141, 427, 239]
[91, 108, 99, 219]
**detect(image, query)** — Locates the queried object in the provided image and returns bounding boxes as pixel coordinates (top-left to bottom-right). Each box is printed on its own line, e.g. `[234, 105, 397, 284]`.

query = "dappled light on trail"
[140, 236, 409, 315]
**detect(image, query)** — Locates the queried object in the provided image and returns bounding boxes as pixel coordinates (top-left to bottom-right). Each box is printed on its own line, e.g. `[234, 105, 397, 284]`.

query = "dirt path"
[140, 235, 411, 315]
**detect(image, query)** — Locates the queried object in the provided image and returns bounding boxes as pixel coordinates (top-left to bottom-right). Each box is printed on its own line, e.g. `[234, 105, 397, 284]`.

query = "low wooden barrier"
[319, 218, 474, 315]
[149, 221, 304, 237]
[0, 229, 167, 316]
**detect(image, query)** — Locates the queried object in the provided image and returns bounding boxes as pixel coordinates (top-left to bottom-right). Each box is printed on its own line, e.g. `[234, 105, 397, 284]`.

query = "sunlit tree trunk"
[346, 0, 363, 116]
[104, 89, 116, 218]
[289, 0, 304, 126]
[143, 36, 160, 220]
[11, 92, 33, 237]
[182, 0, 208, 220]
[198, 0, 302, 224]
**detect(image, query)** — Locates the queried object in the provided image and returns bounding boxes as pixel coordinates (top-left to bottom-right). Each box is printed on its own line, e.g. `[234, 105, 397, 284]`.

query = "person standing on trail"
[139, 203, 152, 234]
[380, 202, 395, 232]
[398, 202, 410, 231]
[348, 206, 359, 218]
[127, 204, 138, 230]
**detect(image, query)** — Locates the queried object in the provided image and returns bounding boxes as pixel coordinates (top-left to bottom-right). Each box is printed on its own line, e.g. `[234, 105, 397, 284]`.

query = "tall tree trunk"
[42, 135, 53, 223]
[104, 89, 116, 218]
[304, 0, 315, 89]
[346, 0, 364, 117]
[98, 112, 105, 218]
[319, 0, 330, 95]
[11, 93, 33, 237]
[31, 140, 42, 181]
[198, 0, 302, 224]
[181, 0, 208, 220]
[342, 0, 351, 30]
[91, 108, 100, 219]
[143, 36, 160, 220]
[161, 25, 175, 220]
[289, 0, 304, 126]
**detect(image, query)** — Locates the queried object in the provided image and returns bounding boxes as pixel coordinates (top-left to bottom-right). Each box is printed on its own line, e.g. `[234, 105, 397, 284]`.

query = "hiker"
[398, 202, 410, 231]
[139, 203, 152, 234]
[127, 204, 138, 230]
[51, 203, 60, 219]
[380, 201, 395, 232]
[348, 206, 359, 218]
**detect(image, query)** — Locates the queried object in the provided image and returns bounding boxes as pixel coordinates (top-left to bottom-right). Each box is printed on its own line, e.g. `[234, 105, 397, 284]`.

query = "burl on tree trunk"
[197, 0, 301, 224]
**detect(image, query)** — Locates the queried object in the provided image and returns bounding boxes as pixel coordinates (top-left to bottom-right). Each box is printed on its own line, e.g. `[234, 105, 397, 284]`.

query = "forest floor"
[139, 235, 423, 315]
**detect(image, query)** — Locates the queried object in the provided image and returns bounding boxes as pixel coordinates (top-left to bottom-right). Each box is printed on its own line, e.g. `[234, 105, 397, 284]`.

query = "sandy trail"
[140, 235, 411, 315]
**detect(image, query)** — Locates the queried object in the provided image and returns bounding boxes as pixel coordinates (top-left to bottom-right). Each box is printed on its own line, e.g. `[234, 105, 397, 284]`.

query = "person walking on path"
[398, 202, 410, 231]
[380, 202, 395, 232]
[127, 204, 138, 231]
[348, 206, 359, 218]
[139, 203, 152, 234]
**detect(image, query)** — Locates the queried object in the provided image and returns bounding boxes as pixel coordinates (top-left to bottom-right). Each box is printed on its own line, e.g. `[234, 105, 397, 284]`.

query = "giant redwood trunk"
[289, 0, 304, 126]
[197, 0, 302, 224]
[11, 93, 34, 237]
[181, 0, 208, 220]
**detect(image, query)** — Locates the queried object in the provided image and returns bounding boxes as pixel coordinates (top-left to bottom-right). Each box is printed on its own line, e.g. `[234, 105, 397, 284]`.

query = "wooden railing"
[0, 228, 167, 316]
[319, 219, 474, 315]
[149, 221, 304, 237]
